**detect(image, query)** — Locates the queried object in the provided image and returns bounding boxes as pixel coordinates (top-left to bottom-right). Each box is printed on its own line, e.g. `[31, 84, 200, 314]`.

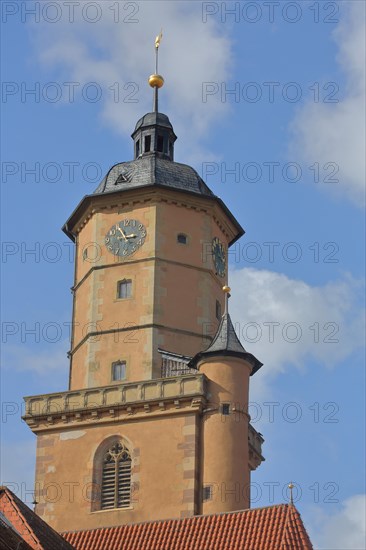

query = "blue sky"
[1, 1, 365, 548]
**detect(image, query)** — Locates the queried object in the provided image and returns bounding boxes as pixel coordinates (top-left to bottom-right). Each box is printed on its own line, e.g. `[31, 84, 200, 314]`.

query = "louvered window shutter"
[101, 442, 132, 509]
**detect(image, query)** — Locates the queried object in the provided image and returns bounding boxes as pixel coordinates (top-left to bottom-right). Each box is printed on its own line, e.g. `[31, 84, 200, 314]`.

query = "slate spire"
[189, 287, 263, 374]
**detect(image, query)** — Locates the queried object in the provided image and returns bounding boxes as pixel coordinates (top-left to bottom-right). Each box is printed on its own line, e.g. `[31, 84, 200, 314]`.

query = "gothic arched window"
[101, 441, 132, 510]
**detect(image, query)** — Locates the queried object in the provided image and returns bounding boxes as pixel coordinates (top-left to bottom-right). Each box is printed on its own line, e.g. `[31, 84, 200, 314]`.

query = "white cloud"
[3, 340, 69, 375]
[290, 1, 366, 207]
[306, 494, 366, 550]
[30, 1, 232, 162]
[229, 267, 365, 398]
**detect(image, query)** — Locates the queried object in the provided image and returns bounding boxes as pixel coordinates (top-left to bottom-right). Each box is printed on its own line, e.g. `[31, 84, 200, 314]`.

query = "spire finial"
[288, 482, 294, 505]
[155, 29, 163, 71]
[148, 30, 164, 112]
[223, 285, 231, 315]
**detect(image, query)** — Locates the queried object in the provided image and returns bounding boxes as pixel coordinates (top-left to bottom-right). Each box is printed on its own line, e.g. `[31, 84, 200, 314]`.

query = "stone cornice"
[63, 186, 244, 247]
[72, 255, 226, 294]
[23, 374, 207, 433]
[70, 322, 212, 357]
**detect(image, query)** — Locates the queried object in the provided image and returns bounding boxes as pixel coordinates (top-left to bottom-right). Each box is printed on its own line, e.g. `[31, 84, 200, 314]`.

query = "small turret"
[189, 287, 263, 514]
[131, 30, 177, 161]
[131, 112, 177, 161]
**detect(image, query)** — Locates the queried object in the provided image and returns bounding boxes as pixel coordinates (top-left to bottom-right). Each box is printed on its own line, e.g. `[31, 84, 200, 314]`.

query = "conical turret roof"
[189, 312, 262, 375]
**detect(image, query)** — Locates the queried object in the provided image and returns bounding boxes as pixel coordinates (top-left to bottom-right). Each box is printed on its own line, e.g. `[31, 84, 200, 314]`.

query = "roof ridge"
[281, 503, 313, 550]
[279, 501, 291, 550]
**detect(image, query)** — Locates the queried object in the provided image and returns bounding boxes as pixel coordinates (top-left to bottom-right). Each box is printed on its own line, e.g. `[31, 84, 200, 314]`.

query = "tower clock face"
[212, 237, 226, 277]
[105, 219, 147, 257]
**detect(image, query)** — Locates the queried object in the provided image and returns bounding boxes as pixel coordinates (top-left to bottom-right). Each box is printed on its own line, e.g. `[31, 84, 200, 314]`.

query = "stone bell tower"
[23, 36, 264, 534]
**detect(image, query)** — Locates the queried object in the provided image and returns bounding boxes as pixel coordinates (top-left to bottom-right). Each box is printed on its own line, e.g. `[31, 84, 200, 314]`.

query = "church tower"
[23, 37, 264, 534]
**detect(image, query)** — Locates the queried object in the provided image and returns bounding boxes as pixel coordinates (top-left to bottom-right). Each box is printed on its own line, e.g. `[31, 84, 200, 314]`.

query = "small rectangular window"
[136, 139, 140, 157]
[144, 135, 151, 152]
[216, 300, 222, 320]
[221, 403, 230, 416]
[112, 361, 126, 381]
[177, 233, 187, 244]
[203, 485, 213, 501]
[118, 279, 132, 299]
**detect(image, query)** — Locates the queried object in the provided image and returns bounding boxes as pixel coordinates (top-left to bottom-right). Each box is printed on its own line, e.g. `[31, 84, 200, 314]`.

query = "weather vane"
[155, 29, 163, 72]
[149, 30, 164, 113]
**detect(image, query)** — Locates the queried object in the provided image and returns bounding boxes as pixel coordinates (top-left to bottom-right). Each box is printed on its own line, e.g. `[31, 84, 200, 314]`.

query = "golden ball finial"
[222, 286, 231, 294]
[149, 74, 164, 89]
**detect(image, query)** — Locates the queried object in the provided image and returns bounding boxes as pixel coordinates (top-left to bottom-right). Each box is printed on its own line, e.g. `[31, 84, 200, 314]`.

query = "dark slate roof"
[0, 514, 32, 550]
[189, 313, 263, 374]
[93, 156, 214, 197]
[207, 313, 247, 354]
[62, 110, 245, 245]
[133, 112, 175, 134]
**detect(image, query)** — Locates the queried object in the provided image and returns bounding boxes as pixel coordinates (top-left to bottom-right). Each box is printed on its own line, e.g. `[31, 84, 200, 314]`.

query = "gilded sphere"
[222, 286, 231, 293]
[148, 74, 165, 88]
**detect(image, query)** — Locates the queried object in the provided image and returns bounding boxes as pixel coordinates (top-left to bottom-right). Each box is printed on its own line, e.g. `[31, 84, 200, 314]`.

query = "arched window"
[101, 441, 132, 510]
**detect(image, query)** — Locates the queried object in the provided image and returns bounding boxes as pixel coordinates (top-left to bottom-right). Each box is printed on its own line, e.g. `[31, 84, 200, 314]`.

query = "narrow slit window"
[112, 361, 126, 381]
[136, 139, 140, 158]
[221, 403, 230, 416]
[216, 300, 222, 320]
[203, 485, 213, 501]
[144, 135, 151, 152]
[117, 279, 132, 299]
[157, 135, 164, 152]
[83, 248, 88, 260]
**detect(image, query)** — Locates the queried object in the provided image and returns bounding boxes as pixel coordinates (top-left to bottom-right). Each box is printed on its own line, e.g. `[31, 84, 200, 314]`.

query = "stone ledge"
[23, 375, 207, 431]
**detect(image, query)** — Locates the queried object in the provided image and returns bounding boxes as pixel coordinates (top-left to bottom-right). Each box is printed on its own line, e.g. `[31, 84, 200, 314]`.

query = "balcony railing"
[24, 374, 206, 419]
[159, 348, 197, 378]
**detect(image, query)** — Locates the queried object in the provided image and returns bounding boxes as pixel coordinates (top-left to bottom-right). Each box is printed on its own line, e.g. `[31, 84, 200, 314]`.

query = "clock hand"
[126, 234, 137, 239]
[116, 225, 128, 241]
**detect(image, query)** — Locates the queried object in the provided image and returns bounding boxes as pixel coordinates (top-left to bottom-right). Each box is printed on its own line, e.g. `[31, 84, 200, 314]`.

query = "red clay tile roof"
[0, 486, 73, 550]
[63, 504, 313, 550]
